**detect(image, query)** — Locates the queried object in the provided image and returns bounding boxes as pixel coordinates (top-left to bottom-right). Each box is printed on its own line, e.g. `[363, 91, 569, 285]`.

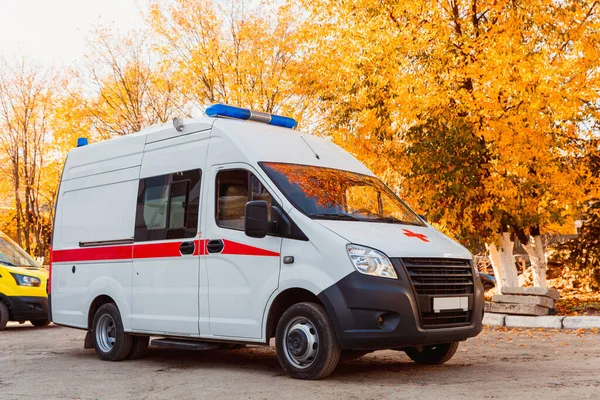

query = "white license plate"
[433, 297, 468, 313]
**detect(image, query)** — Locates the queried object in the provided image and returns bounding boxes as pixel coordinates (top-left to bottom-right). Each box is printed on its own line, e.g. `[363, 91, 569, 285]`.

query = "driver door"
[203, 165, 282, 339]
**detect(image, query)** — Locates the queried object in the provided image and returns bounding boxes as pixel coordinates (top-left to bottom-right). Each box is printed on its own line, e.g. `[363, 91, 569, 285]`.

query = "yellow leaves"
[300, 0, 600, 243]
[148, 0, 309, 121]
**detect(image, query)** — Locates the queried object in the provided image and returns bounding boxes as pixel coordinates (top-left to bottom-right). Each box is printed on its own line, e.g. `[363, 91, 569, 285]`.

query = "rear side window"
[215, 169, 273, 230]
[135, 169, 201, 241]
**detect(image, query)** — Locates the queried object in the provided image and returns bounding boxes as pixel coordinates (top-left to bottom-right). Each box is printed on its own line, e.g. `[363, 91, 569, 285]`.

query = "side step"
[150, 338, 221, 351]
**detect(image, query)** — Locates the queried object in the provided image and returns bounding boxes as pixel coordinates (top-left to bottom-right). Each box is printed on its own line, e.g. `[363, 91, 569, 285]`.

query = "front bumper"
[317, 266, 485, 350]
[6, 296, 49, 321]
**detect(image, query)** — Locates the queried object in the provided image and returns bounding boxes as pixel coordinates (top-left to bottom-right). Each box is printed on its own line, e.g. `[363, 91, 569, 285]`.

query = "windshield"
[260, 163, 424, 226]
[0, 232, 40, 269]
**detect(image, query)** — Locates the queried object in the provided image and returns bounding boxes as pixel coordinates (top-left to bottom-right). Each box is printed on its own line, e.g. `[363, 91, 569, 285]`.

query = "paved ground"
[1, 323, 599, 399]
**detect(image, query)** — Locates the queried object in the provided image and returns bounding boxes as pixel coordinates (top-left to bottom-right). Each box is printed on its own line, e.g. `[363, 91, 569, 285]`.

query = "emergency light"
[205, 104, 297, 129]
[77, 138, 88, 147]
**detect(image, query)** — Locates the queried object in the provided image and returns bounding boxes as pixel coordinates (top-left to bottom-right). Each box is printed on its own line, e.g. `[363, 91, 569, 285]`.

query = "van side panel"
[58, 170, 139, 248]
[52, 135, 145, 330]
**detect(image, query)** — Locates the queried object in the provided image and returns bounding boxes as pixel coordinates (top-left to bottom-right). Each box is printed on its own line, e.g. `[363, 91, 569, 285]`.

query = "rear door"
[131, 130, 209, 335]
[203, 164, 282, 339]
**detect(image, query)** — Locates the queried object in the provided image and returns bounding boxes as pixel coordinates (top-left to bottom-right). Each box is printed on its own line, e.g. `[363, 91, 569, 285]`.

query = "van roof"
[64, 116, 373, 181]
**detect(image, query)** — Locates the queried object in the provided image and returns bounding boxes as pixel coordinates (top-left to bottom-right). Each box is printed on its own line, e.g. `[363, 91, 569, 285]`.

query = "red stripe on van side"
[133, 241, 183, 259]
[52, 245, 133, 263]
[51, 239, 277, 262]
[196, 239, 208, 256]
[220, 239, 280, 257]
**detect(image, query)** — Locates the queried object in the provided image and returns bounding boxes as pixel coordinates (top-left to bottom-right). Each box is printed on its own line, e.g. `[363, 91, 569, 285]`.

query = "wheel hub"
[283, 317, 319, 369]
[95, 314, 117, 354]
[287, 330, 309, 356]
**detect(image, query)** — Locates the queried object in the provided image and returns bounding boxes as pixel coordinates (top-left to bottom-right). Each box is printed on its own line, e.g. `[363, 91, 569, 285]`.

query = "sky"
[0, 0, 146, 66]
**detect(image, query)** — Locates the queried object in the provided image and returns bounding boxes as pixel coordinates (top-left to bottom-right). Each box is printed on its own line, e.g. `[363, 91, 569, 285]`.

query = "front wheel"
[0, 302, 9, 331]
[404, 341, 459, 365]
[91, 303, 132, 361]
[275, 302, 341, 380]
[30, 319, 51, 327]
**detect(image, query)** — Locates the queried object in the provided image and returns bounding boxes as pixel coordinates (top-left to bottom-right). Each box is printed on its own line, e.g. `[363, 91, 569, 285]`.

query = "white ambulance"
[49, 104, 484, 379]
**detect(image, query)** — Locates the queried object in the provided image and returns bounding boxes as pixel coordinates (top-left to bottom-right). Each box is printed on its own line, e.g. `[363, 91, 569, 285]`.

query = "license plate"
[433, 297, 468, 313]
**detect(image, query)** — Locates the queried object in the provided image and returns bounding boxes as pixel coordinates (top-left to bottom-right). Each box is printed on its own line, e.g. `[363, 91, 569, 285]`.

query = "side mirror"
[245, 201, 269, 238]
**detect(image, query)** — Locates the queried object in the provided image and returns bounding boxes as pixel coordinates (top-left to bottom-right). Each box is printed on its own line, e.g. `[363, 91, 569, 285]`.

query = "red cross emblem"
[403, 229, 429, 242]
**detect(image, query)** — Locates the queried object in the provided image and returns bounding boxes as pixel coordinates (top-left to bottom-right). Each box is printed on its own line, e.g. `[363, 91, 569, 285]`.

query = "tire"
[30, 319, 51, 327]
[340, 350, 371, 363]
[275, 302, 341, 380]
[127, 336, 149, 360]
[404, 341, 459, 365]
[91, 303, 132, 361]
[0, 302, 9, 331]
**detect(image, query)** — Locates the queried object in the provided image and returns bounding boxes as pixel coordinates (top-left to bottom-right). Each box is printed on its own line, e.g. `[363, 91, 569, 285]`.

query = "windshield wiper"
[0, 260, 17, 267]
[367, 216, 423, 226]
[311, 213, 360, 221]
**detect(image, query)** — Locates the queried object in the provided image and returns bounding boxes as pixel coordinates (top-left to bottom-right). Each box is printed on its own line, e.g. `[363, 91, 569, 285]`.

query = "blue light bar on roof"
[205, 104, 297, 129]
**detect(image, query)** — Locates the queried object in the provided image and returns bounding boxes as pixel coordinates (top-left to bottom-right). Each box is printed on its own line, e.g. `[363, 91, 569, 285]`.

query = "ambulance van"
[49, 104, 484, 379]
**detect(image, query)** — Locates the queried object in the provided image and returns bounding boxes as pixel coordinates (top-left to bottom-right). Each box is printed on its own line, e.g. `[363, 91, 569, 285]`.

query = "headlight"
[346, 244, 398, 279]
[11, 273, 41, 287]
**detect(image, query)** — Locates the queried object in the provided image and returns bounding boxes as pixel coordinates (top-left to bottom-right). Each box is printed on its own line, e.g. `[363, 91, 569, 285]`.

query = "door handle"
[179, 241, 195, 255]
[206, 239, 224, 254]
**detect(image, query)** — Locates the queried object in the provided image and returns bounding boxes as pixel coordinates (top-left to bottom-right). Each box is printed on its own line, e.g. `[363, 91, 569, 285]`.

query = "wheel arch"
[264, 287, 325, 343]
[87, 294, 117, 330]
[0, 293, 13, 319]
[84, 275, 131, 331]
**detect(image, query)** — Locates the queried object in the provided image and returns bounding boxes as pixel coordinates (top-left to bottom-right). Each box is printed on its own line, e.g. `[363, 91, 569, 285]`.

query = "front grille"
[421, 311, 471, 328]
[402, 258, 474, 295]
[400, 258, 474, 329]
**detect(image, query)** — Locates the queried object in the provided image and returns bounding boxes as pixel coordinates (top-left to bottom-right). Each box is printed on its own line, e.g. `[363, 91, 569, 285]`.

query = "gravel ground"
[1, 322, 598, 399]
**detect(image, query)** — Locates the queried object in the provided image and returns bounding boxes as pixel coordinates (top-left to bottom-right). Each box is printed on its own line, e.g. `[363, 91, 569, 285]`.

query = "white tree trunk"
[486, 232, 519, 292]
[522, 234, 547, 288]
[486, 243, 504, 292]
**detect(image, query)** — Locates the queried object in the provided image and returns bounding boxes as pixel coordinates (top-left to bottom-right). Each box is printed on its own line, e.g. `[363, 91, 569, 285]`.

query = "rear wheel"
[30, 319, 51, 327]
[91, 303, 132, 361]
[127, 336, 150, 360]
[404, 342, 459, 365]
[275, 302, 341, 380]
[0, 302, 9, 331]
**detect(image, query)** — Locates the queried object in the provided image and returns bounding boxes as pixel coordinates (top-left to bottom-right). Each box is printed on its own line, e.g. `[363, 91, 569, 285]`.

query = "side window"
[216, 170, 249, 230]
[142, 177, 169, 230]
[251, 174, 273, 220]
[216, 169, 274, 231]
[135, 169, 201, 241]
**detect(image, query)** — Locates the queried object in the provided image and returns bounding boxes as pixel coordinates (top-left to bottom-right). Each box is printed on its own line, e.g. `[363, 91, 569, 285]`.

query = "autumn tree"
[554, 143, 600, 290]
[147, 0, 310, 120]
[299, 0, 600, 289]
[64, 26, 183, 140]
[0, 57, 56, 259]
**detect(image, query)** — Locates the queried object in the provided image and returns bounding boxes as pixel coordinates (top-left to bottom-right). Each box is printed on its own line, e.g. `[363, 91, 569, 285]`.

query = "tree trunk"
[12, 160, 23, 247]
[486, 232, 519, 291]
[522, 234, 547, 288]
[486, 243, 504, 292]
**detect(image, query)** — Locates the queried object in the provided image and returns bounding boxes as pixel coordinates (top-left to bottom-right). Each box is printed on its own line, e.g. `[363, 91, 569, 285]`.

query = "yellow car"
[0, 231, 49, 330]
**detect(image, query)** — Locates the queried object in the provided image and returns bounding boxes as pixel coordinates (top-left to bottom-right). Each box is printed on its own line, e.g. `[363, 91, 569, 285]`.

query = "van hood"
[316, 220, 472, 260]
